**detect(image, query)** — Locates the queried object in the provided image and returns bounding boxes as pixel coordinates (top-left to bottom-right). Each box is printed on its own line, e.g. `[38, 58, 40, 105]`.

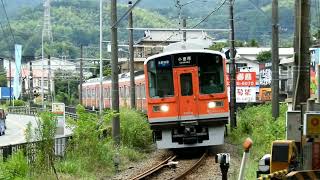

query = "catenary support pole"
[183, 18, 187, 42]
[48, 55, 51, 103]
[99, 0, 103, 119]
[128, 0, 136, 109]
[229, 0, 237, 128]
[80, 44, 83, 105]
[271, 0, 279, 118]
[292, 0, 300, 101]
[111, 0, 120, 145]
[293, 0, 311, 109]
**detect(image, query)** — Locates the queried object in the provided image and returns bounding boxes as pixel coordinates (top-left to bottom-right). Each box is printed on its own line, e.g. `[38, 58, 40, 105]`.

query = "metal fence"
[0, 135, 72, 162]
[7, 106, 97, 120]
[7, 106, 40, 115]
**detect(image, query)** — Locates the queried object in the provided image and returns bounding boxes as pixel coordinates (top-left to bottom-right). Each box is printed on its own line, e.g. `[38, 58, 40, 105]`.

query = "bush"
[119, 108, 152, 150]
[228, 103, 287, 179]
[65, 105, 116, 174]
[60, 105, 153, 178]
[6, 99, 25, 106]
[0, 151, 29, 180]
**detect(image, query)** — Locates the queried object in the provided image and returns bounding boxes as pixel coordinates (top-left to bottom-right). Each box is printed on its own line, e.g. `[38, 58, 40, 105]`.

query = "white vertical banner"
[13, 44, 22, 100]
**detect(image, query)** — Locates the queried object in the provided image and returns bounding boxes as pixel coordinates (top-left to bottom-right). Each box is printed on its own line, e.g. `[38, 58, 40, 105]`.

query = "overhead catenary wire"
[1, 0, 16, 44]
[0, 20, 12, 56]
[192, 0, 228, 28]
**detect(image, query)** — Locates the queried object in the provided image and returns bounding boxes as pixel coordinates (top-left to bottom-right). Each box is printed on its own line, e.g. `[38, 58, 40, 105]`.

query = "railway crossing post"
[238, 138, 253, 180]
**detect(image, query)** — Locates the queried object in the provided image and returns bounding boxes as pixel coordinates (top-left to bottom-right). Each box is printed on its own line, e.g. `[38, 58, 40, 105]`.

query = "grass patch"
[228, 103, 287, 179]
[56, 106, 153, 179]
[0, 151, 29, 180]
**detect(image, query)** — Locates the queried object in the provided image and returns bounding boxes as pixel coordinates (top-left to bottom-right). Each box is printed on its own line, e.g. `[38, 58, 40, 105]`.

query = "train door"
[174, 67, 199, 119]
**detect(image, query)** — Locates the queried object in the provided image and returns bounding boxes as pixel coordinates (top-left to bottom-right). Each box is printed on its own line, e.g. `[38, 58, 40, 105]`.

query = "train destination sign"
[173, 54, 196, 66]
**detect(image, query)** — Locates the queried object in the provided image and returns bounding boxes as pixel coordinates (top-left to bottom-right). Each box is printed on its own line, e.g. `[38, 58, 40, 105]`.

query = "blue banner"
[13, 44, 22, 99]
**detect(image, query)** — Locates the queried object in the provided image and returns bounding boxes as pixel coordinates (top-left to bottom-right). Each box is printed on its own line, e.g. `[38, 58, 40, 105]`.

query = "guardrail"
[0, 135, 72, 162]
[7, 106, 41, 115]
[7, 106, 98, 120]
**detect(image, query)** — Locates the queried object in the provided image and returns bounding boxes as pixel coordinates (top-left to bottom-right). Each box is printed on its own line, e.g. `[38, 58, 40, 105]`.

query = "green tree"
[54, 70, 79, 105]
[209, 42, 228, 51]
[0, 67, 7, 87]
[249, 39, 259, 47]
[256, 50, 272, 63]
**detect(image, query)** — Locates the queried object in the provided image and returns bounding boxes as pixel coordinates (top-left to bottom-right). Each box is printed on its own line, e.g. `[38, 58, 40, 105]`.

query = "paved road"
[0, 114, 72, 146]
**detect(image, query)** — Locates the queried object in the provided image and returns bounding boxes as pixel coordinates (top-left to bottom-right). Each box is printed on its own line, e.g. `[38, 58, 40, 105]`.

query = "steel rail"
[173, 151, 208, 180]
[130, 155, 176, 180]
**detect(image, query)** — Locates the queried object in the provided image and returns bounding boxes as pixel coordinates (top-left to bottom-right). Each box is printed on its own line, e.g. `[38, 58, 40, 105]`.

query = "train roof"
[144, 49, 226, 65]
[83, 70, 144, 86]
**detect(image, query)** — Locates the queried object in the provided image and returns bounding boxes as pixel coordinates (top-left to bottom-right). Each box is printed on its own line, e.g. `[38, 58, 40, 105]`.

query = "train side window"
[126, 86, 130, 98]
[135, 85, 139, 98]
[180, 73, 193, 96]
[103, 88, 108, 99]
[141, 85, 146, 98]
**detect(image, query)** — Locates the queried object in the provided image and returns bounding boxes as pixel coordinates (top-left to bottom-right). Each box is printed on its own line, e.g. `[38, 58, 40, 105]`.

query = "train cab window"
[147, 55, 174, 98]
[180, 73, 193, 96]
[198, 54, 224, 94]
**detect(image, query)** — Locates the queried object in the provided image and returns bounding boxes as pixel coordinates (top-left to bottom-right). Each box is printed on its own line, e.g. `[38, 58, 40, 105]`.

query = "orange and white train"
[82, 49, 229, 149]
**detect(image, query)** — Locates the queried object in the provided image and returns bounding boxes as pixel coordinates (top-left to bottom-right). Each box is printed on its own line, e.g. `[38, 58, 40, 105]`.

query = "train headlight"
[208, 101, 223, 108]
[160, 105, 169, 112]
[208, 102, 216, 108]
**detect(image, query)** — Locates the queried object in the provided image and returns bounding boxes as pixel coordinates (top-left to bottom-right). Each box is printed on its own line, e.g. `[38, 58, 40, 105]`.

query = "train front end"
[144, 50, 229, 149]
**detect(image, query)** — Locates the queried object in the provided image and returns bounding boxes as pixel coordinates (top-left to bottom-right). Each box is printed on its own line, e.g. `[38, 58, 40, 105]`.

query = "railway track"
[130, 151, 207, 180]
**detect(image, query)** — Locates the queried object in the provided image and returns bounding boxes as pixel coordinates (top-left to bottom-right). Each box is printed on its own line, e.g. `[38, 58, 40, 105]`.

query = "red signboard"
[226, 72, 256, 87]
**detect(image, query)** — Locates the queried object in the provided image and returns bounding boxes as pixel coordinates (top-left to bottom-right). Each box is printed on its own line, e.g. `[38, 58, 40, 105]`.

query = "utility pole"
[80, 44, 83, 105]
[293, 0, 311, 109]
[41, 33, 44, 108]
[9, 58, 12, 105]
[111, 0, 120, 144]
[29, 61, 33, 105]
[292, 0, 300, 100]
[128, 0, 135, 109]
[99, 0, 103, 118]
[183, 18, 187, 42]
[48, 55, 51, 103]
[271, 0, 279, 118]
[229, 0, 237, 128]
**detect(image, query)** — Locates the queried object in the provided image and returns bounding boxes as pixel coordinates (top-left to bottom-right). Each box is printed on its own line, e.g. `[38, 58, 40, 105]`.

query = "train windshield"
[198, 53, 224, 94]
[147, 55, 174, 98]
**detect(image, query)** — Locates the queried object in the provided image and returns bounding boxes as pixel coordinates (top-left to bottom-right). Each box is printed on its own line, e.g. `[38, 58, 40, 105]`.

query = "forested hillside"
[0, 0, 173, 59]
[1, 0, 319, 59]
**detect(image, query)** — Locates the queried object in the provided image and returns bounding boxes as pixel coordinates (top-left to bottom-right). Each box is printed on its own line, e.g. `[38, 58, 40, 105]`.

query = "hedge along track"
[130, 151, 208, 180]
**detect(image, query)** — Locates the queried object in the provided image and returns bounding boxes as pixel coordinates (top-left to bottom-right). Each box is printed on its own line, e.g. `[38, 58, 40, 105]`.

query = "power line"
[0, 20, 11, 56]
[1, 0, 16, 44]
[192, 0, 228, 28]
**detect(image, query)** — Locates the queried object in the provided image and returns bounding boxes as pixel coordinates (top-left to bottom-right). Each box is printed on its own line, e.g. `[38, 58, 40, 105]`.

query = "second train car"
[82, 49, 229, 149]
